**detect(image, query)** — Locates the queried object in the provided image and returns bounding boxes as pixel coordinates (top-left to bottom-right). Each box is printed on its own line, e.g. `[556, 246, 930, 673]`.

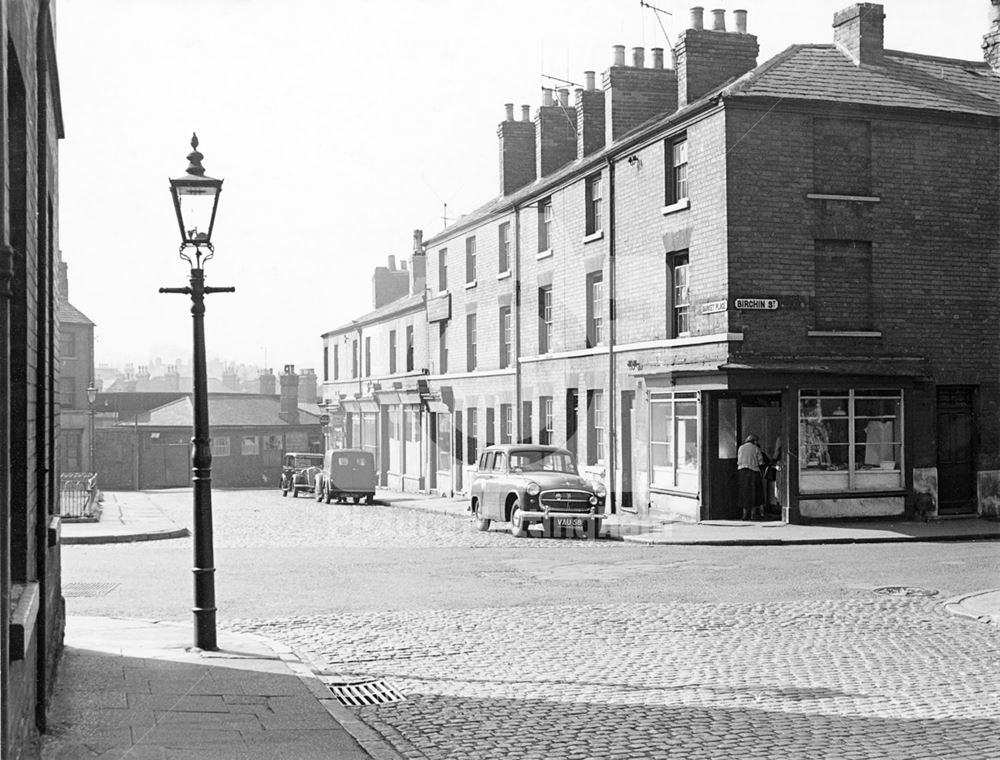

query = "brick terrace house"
[96, 367, 323, 490]
[56, 262, 96, 474]
[321, 3, 1000, 524]
[1, 0, 65, 755]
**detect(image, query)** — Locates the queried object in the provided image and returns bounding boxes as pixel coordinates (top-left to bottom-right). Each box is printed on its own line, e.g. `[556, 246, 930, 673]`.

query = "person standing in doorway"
[737, 434, 765, 520]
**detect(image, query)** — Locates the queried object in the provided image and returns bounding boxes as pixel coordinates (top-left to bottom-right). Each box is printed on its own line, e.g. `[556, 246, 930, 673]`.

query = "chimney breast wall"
[833, 3, 885, 66]
[577, 87, 606, 158]
[259, 368, 277, 395]
[279, 366, 300, 426]
[674, 27, 759, 108]
[603, 62, 678, 144]
[498, 116, 537, 195]
[536, 100, 578, 178]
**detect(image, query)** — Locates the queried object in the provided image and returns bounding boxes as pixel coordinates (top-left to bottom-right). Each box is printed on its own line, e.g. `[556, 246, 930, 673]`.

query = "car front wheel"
[509, 501, 528, 537]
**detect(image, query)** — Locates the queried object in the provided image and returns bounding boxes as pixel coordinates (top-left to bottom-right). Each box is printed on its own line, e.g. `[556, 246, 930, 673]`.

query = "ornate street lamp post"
[160, 134, 233, 650]
[86, 383, 97, 472]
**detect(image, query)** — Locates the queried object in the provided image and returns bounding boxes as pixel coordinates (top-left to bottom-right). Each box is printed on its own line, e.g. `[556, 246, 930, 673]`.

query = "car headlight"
[526, 482, 540, 496]
[589, 495, 598, 506]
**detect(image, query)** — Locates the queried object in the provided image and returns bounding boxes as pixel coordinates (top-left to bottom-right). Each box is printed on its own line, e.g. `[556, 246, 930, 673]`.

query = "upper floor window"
[586, 272, 604, 348]
[466, 313, 477, 371]
[667, 137, 688, 205]
[439, 322, 448, 374]
[538, 285, 553, 354]
[814, 240, 872, 330]
[465, 236, 477, 283]
[364, 336, 372, 377]
[499, 305, 512, 368]
[668, 252, 691, 337]
[498, 222, 511, 272]
[585, 173, 602, 235]
[352, 340, 359, 378]
[389, 330, 397, 374]
[323, 345, 330, 381]
[60, 330, 76, 357]
[60, 376, 76, 407]
[813, 118, 871, 195]
[538, 199, 552, 252]
[405, 325, 414, 372]
[333, 344, 340, 380]
[438, 248, 448, 291]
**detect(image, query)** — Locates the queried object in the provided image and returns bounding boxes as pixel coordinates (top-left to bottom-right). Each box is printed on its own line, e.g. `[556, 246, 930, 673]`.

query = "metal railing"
[59, 472, 100, 519]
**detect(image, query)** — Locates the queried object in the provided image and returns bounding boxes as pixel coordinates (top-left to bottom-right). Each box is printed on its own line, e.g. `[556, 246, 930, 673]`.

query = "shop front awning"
[339, 398, 379, 413]
[374, 388, 423, 406]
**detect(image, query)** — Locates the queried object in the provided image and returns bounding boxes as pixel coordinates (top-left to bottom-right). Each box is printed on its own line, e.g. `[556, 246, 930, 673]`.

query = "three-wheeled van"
[316, 448, 376, 504]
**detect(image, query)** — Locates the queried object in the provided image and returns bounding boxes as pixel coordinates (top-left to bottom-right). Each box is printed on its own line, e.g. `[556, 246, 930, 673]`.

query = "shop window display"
[651, 392, 699, 492]
[799, 389, 902, 492]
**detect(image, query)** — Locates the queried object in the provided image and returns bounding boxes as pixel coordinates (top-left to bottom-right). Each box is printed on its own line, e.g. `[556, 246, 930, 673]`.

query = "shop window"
[799, 389, 903, 492]
[389, 408, 402, 473]
[814, 240, 872, 330]
[361, 412, 378, 458]
[500, 403, 513, 444]
[264, 435, 282, 450]
[436, 412, 452, 472]
[650, 392, 698, 491]
[241, 436, 259, 456]
[404, 407, 420, 476]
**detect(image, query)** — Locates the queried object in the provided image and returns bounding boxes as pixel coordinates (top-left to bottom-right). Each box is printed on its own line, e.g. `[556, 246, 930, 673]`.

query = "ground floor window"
[799, 389, 903, 492]
[60, 430, 83, 473]
[404, 406, 420, 476]
[500, 404, 513, 444]
[241, 436, 259, 456]
[210, 437, 231, 457]
[361, 412, 377, 458]
[650, 392, 698, 491]
[436, 412, 452, 473]
[389, 408, 402, 473]
[350, 414, 361, 448]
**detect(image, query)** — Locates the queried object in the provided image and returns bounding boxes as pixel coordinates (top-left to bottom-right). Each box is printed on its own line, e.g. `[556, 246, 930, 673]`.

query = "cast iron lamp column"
[86, 383, 97, 472]
[160, 134, 233, 650]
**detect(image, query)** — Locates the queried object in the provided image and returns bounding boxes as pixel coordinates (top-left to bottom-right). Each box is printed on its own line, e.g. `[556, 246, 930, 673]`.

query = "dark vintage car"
[280, 452, 324, 498]
[469, 444, 607, 537]
[316, 448, 376, 505]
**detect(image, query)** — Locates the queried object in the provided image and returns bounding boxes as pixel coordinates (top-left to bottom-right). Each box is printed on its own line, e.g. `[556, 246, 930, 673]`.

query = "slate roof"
[322, 292, 425, 337]
[57, 300, 94, 326]
[134, 394, 321, 428]
[725, 45, 1000, 116]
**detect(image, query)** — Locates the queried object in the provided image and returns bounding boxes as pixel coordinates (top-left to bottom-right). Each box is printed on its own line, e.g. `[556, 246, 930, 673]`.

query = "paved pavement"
[50, 488, 1000, 759]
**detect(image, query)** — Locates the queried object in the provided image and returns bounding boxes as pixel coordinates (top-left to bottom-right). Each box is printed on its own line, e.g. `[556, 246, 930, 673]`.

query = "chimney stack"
[536, 86, 577, 178]
[577, 70, 606, 158]
[279, 364, 300, 426]
[984, 0, 1000, 71]
[299, 368, 318, 404]
[498, 102, 537, 195]
[674, 9, 759, 108]
[259, 368, 277, 395]
[388, 254, 396, 270]
[410, 228, 427, 295]
[372, 254, 409, 308]
[603, 43, 678, 144]
[833, 3, 885, 66]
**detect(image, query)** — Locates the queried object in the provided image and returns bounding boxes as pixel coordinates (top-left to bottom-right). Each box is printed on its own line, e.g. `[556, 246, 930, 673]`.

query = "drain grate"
[63, 582, 120, 597]
[873, 586, 938, 597]
[323, 678, 405, 706]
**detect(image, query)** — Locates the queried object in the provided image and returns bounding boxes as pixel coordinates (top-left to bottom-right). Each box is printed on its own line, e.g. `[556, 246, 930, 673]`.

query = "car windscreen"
[509, 451, 578, 474]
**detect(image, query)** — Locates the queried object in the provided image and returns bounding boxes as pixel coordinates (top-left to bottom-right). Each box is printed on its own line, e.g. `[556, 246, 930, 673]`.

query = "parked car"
[316, 448, 376, 505]
[469, 444, 607, 537]
[280, 452, 324, 498]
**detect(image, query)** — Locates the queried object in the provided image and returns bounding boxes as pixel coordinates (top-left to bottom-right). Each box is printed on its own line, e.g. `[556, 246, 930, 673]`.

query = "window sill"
[536, 249, 553, 261]
[649, 486, 698, 498]
[464, 280, 477, 290]
[807, 193, 881, 203]
[661, 198, 690, 216]
[497, 270, 512, 281]
[9, 581, 40, 661]
[583, 230, 604, 244]
[807, 330, 882, 338]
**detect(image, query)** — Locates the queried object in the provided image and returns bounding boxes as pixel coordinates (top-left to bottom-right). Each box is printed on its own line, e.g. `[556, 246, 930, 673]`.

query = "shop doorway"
[937, 386, 976, 515]
[620, 390, 634, 511]
[706, 393, 782, 520]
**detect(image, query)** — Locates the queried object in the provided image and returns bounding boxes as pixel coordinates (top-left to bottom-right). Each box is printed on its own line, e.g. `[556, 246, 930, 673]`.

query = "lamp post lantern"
[160, 133, 233, 650]
[86, 383, 97, 472]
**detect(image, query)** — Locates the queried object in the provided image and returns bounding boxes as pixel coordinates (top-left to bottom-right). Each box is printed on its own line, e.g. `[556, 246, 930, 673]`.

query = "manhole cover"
[63, 582, 120, 597]
[322, 678, 405, 706]
[873, 586, 938, 597]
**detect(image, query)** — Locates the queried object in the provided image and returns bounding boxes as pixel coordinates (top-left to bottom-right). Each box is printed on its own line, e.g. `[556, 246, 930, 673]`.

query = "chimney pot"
[388, 255, 396, 270]
[632, 46, 645, 67]
[584, 70, 596, 90]
[690, 6, 704, 30]
[557, 88, 569, 106]
[613, 44, 626, 66]
[542, 87, 555, 106]
[652, 47, 664, 68]
[412, 228, 423, 251]
[733, 9, 747, 33]
[504, 103, 514, 120]
[521, 104, 531, 121]
[711, 8, 726, 31]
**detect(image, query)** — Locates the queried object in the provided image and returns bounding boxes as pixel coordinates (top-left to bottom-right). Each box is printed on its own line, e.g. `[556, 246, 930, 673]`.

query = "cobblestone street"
[233, 596, 1000, 759]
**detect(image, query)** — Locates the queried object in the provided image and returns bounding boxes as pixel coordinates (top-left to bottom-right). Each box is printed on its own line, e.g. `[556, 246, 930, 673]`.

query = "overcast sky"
[55, 0, 994, 375]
